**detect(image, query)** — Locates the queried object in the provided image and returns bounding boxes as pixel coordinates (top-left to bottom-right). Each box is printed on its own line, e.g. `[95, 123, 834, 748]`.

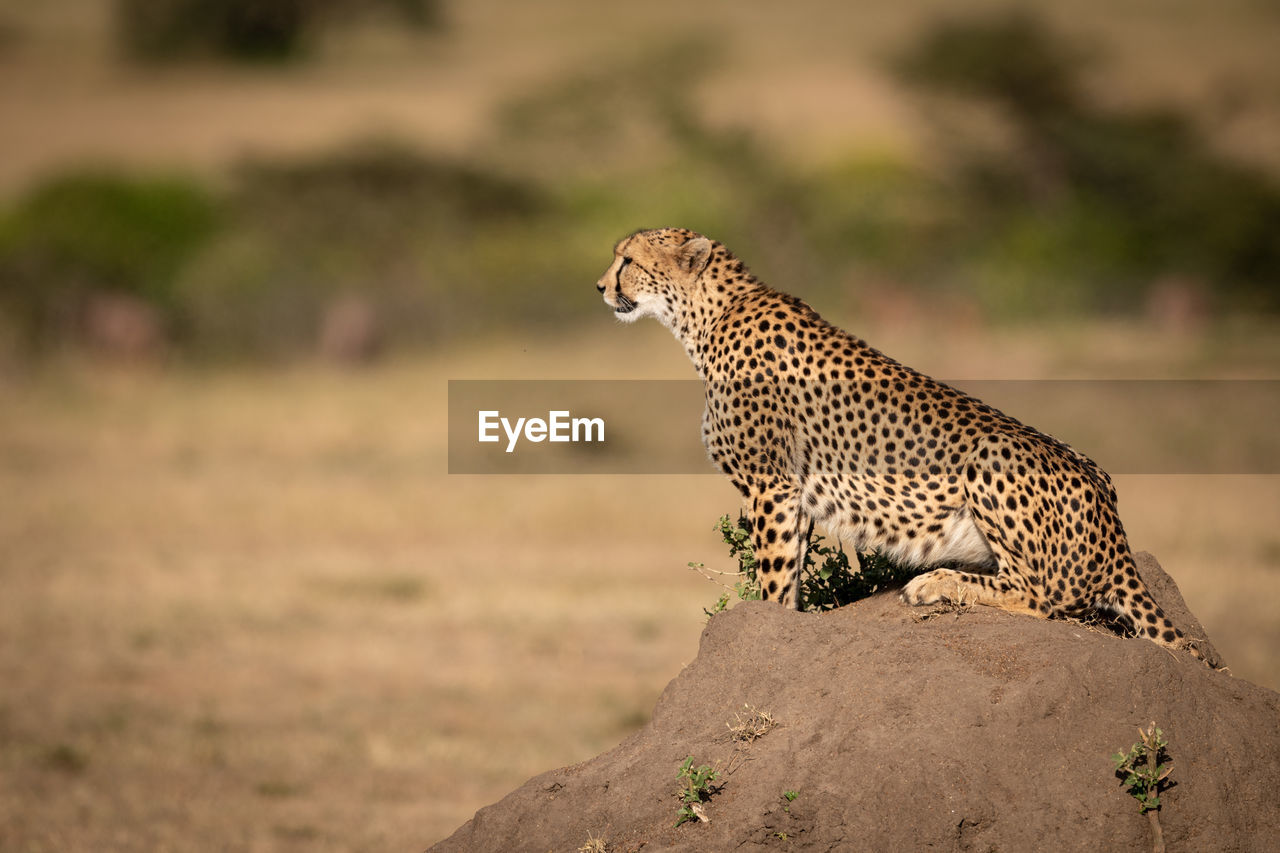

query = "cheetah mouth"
[614, 295, 637, 314]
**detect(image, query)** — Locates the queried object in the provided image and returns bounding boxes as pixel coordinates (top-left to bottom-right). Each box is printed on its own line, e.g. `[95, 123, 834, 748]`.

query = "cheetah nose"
[596, 281, 605, 293]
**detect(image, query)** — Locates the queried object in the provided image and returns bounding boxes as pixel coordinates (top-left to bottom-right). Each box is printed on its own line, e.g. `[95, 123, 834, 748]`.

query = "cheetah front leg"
[746, 485, 806, 610]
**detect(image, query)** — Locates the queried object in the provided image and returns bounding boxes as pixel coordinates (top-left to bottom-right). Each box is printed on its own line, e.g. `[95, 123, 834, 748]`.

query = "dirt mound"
[429, 554, 1279, 852]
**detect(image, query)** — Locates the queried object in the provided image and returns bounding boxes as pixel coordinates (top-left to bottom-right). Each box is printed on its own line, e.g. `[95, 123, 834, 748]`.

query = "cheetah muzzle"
[596, 226, 1202, 661]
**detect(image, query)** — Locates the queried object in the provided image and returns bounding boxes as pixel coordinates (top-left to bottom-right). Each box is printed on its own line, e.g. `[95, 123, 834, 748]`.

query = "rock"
[429, 553, 1279, 852]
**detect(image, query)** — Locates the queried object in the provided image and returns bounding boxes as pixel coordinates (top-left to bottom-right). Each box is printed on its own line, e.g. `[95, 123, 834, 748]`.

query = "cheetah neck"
[665, 275, 763, 380]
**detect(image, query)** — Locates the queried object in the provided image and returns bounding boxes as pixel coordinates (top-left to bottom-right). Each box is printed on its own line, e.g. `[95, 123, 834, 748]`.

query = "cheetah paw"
[901, 569, 967, 607]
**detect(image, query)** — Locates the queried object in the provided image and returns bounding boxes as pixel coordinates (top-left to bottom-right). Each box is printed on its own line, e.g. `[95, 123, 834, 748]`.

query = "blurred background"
[1, 1, 1277, 849]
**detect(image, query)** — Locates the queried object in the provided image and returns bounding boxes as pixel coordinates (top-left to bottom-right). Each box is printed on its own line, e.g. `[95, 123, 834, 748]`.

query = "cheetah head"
[596, 227, 713, 326]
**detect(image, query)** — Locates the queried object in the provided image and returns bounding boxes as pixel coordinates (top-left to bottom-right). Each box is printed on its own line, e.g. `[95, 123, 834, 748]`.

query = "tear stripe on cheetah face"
[599, 227, 1204, 661]
[596, 229, 713, 330]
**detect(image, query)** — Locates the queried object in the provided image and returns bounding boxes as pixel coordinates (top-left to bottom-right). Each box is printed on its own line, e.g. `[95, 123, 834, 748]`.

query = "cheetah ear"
[675, 236, 712, 276]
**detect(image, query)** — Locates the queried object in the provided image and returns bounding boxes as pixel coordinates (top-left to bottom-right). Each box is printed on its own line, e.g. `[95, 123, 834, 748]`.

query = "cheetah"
[596, 226, 1200, 658]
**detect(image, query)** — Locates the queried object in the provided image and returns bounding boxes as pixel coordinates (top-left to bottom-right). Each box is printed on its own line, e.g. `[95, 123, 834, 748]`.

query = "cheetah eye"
[621, 256, 633, 268]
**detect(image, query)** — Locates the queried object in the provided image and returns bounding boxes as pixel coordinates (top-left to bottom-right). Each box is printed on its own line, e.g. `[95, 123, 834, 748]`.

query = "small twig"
[724, 751, 749, 775]
[1147, 809, 1165, 853]
[687, 561, 742, 591]
[1144, 725, 1167, 853]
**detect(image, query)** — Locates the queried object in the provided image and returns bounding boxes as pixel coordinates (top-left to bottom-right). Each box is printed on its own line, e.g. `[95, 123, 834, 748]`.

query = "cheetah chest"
[700, 386, 997, 571]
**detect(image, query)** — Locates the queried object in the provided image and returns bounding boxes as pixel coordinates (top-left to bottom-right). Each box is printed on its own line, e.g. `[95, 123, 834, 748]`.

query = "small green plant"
[1113, 722, 1172, 853]
[783, 790, 799, 802]
[690, 514, 761, 618]
[691, 513, 918, 615]
[1113, 722, 1171, 813]
[674, 756, 721, 827]
[702, 590, 731, 618]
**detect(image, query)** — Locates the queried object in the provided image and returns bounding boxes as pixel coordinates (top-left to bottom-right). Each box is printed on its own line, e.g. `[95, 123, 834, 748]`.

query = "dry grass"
[0, 321, 1276, 849]
[0, 4, 1274, 849]
[577, 834, 608, 853]
[0, 332, 732, 850]
[727, 705, 779, 744]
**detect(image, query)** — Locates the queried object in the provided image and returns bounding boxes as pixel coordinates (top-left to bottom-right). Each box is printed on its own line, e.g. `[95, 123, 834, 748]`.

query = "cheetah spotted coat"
[597, 227, 1200, 658]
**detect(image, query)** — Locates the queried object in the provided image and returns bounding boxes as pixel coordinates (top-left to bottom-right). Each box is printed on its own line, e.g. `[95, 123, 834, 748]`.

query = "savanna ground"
[2, 1, 1279, 850]
[2, 324, 1278, 850]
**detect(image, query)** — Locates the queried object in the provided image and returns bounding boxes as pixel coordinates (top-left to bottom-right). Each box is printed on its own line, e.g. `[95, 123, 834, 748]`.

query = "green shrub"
[799, 522, 921, 612]
[892, 11, 1280, 313]
[0, 171, 219, 350]
[175, 140, 547, 357]
[694, 513, 917, 615]
[115, 0, 445, 63]
[893, 10, 1087, 121]
[233, 140, 542, 233]
[115, 0, 311, 62]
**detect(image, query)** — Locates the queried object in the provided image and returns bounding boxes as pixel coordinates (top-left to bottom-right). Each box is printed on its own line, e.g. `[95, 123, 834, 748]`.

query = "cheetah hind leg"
[901, 569, 1043, 618]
